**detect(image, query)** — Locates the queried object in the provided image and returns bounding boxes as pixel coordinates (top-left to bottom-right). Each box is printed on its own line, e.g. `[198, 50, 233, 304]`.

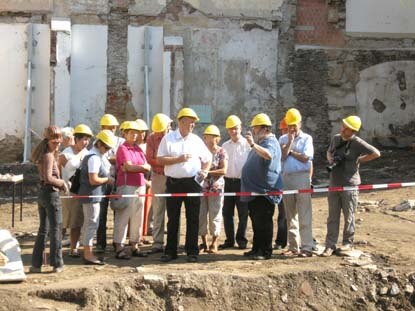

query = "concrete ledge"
[0, 0, 53, 13]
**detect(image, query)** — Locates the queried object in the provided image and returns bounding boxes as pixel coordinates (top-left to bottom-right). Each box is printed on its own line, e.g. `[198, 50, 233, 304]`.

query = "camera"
[326, 154, 344, 172]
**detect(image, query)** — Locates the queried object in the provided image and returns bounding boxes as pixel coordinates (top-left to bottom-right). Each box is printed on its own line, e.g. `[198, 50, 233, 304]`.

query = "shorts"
[62, 194, 84, 229]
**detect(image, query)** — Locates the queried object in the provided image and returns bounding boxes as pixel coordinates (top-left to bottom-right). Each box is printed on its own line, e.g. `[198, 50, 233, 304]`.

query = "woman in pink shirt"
[113, 121, 150, 259]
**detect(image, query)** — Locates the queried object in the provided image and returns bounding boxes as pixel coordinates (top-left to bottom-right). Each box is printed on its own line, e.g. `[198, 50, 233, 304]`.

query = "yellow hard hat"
[74, 124, 93, 136]
[177, 108, 199, 121]
[225, 115, 242, 129]
[152, 113, 172, 132]
[120, 121, 140, 131]
[250, 113, 272, 127]
[342, 115, 361, 131]
[204, 125, 221, 136]
[96, 129, 116, 148]
[135, 119, 149, 131]
[100, 114, 119, 126]
[119, 121, 129, 131]
[285, 108, 302, 125]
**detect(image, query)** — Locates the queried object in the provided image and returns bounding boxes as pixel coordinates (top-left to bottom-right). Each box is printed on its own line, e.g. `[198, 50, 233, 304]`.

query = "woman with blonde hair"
[199, 125, 228, 253]
[30, 126, 68, 273]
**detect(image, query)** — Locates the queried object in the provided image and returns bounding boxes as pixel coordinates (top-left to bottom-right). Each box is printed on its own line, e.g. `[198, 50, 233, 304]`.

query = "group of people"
[29, 106, 380, 272]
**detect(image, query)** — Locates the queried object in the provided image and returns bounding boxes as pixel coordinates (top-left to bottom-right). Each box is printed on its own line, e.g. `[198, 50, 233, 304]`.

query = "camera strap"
[334, 137, 355, 154]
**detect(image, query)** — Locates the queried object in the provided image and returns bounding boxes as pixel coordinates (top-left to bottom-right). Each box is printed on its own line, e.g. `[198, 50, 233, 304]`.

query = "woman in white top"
[58, 124, 93, 257]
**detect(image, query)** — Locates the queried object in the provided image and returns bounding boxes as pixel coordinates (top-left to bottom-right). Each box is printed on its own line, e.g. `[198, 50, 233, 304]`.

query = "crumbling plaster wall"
[291, 0, 415, 164]
[129, 0, 285, 135]
[0, 0, 289, 162]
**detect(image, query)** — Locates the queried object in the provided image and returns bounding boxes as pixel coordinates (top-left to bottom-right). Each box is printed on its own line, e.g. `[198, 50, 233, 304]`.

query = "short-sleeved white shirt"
[61, 146, 88, 182]
[222, 136, 251, 179]
[157, 129, 212, 178]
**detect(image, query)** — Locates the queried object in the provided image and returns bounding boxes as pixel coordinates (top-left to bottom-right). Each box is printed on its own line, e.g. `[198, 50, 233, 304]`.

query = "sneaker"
[321, 247, 335, 257]
[187, 255, 198, 263]
[160, 254, 178, 262]
[338, 244, 353, 252]
[237, 243, 247, 250]
[274, 244, 285, 250]
[243, 250, 257, 257]
[29, 266, 41, 273]
[218, 243, 234, 250]
[52, 266, 64, 273]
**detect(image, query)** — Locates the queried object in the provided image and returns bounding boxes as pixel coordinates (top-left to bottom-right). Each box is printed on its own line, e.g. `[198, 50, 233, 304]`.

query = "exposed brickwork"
[296, 0, 345, 47]
[106, 0, 131, 121]
[292, 49, 330, 163]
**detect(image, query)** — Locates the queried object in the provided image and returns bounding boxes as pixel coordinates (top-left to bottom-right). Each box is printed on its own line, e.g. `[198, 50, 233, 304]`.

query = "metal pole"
[23, 23, 34, 163]
[144, 27, 151, 125]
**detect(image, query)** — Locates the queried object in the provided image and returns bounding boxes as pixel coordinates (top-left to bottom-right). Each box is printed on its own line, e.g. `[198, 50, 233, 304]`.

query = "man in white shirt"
[220, 115, 251, 249]
[157, 108, 212, 263]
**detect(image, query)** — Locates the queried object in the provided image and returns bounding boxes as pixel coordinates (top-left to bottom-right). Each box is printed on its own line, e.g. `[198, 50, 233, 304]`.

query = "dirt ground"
[0, 149, 415, 310]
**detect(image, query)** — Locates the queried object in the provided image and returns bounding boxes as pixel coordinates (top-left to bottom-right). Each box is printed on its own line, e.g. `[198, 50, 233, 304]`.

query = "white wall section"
[346, 0, 415, 37]
[70, 25, 108, 133]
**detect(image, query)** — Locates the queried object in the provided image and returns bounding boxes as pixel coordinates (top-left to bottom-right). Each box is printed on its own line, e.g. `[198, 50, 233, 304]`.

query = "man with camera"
[321, 116, 380, 257]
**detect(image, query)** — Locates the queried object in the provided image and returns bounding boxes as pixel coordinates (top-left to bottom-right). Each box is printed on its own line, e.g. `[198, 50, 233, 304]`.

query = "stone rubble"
[392, 200, 415, 212]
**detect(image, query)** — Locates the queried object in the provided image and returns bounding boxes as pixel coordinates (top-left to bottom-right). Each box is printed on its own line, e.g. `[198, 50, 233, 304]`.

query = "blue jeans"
[32, 186, 64, 269]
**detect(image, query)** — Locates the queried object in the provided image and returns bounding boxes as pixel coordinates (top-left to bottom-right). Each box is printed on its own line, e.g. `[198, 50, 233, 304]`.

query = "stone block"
[129, 0, 167, 16]
[0, 0, 52, 12]
[70, 0, 109, 15]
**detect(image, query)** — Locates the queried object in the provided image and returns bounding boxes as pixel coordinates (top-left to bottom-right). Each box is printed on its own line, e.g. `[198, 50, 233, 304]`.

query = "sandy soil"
[0, 149, 414, 310]
[0, 186, 414, 310]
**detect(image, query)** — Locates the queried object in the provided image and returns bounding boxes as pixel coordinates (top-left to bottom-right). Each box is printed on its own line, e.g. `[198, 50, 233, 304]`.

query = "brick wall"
[106, 0, 130, 121]
[296, 0, 345, 47]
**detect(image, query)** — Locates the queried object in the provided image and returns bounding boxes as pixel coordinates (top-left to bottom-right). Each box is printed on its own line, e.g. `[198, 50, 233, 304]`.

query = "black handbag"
[69, 168, 81, 194]
[69, 154, 94, 194]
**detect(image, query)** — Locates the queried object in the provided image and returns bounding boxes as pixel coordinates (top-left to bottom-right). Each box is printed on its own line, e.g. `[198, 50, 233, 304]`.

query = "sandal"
[298, 250, 313, 258]
[69, 250, 81, 258]
[282, 250, 299, 258]
[131, 249, 148, 258]
[199, 243, 208, 252]
[208, 244, 218, 254]
[115, 249, 131, 260]
[83, 258, 105, 265]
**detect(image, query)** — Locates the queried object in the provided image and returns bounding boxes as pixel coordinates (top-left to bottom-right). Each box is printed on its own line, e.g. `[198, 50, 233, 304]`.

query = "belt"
[167, 176, 195, 181]
[224, 177, 240, 182]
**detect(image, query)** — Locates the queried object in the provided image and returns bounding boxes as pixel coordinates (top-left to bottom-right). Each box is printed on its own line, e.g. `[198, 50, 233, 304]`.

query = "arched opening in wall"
[355, 61, 415, 148]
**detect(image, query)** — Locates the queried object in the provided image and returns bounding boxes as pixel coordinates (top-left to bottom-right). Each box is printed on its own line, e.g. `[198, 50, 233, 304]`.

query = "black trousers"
[222, 178, 248, 246]
[275, 199, 287, 247]
[165, 177, 202, 256]
[248, 196, 275, 257]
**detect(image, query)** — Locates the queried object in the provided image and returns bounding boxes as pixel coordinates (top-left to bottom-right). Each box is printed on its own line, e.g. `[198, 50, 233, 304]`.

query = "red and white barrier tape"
[60, 181, 415, 199]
